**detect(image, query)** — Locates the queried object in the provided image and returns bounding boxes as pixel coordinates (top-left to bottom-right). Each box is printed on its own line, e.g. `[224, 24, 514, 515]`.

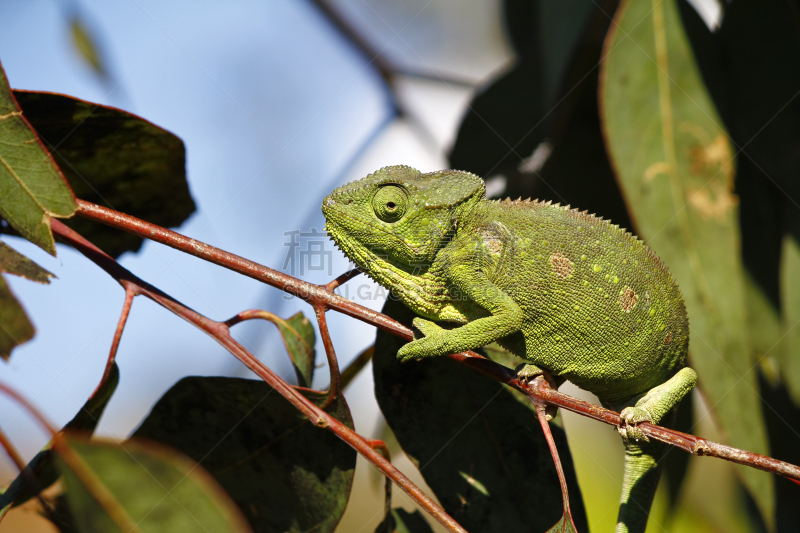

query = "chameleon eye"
[372, 185, 408, 222]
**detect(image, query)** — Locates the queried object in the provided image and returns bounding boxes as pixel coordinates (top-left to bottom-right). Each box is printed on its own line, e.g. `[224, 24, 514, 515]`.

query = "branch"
[50, 218, 467, 533]
[72, 199, 800, 483]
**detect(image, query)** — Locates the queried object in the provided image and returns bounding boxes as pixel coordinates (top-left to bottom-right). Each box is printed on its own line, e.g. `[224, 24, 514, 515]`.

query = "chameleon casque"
[322, 166, 696, 533]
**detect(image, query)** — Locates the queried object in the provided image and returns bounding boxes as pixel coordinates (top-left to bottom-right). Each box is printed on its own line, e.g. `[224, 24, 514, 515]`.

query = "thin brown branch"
[94, 282, 134, 394]
[50, 218, 467, 533]
[71, 200, 800, 484]
[531, 380, 576, 530]
[325, 268, 362, 291]
[367, 439, 393, 532]
[314, 304, 341, 401]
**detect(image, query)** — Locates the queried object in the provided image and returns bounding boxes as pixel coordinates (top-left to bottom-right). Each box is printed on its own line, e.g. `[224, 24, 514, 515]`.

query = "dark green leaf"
[266, 311, 316, 388]
[0, 275, 34, 361]
[373, 297, 587, 532]
[374, 508, 435, 533]
[0, 62, 76, 255]
[449, 58, 547, 181]
[0, 363, 119, 517]
[0, 240, 53, 283]
[57, 435, 252, 533]
[133, 376, 356, 533]
[600, 0, 773, 520]
[11, 90, 195, 258]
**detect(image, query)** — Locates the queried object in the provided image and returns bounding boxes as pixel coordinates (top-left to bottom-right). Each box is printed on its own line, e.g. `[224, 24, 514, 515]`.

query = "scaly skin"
[322, 166, 696, 533]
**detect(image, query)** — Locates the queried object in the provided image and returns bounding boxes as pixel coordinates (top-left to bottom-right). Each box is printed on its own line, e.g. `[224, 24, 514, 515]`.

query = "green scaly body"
[323, 166, 696, 533]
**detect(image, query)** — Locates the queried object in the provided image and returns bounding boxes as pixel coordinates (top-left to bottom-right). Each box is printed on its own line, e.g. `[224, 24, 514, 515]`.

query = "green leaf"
[57, 435, 252, 533]
[133, 376, 355, 533]
[0, 240, 53, 283]
[599, 0, 773, 522]
[373, 297, 587, 532]
[374, 508, 435, 533]
[546, 512, 578, 533]
[69, 17, 108, 80]
[0, 62, 76, 255]
[11, 90, 195, 258]
[781, 237, 800, 403]
[0, 363, 120, 517]
[264, 311, 316, 388]
[0, 275, 34, 361]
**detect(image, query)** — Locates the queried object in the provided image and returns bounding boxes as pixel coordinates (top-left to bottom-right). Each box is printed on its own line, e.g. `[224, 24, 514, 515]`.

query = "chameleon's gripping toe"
[616, 367, 697, 443]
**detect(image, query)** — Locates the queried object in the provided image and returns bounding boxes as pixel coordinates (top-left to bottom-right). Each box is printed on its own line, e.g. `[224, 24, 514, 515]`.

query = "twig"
[367, 439, 393, 532]
[50, 218, 467, 533]
[72, 200, 800, 483]
[314, 304, 341, 401]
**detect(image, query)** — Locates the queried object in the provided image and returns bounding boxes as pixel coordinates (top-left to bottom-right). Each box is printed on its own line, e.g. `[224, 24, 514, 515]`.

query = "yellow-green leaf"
[57, 435, 252, 533]
[0, 275, 34, 360]
[599, 0, 773, 522]
[0, 61, 76, 255]
[0, 240, 53, 283]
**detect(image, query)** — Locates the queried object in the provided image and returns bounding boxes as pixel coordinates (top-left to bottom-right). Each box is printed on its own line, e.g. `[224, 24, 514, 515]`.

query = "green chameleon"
[322, 166, 696, 533]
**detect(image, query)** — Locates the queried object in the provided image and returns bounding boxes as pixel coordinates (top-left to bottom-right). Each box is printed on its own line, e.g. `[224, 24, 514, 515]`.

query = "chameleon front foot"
[515, 363, 545, 382]
[397, 318, 450, 362]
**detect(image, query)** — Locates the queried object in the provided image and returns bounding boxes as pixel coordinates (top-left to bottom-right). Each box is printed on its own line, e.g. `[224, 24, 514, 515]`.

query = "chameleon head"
[322, 165, 485, 271]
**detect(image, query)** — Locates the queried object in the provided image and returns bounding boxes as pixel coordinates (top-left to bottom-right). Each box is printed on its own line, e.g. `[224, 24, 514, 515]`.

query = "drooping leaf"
[374, 508, 435, 533]
[11, 90, 195, 258]
[0, 363, 120, 517]
[262, 311, 316, 388]
[133, 376, 356, 533]
[0, 275, 34, 361]
[373, 297, 587, 532]
[56, 435, 252, 533]
[0, 63, 76, 255]
[599, 0, 773, 522]
[0, 240, 53, 283]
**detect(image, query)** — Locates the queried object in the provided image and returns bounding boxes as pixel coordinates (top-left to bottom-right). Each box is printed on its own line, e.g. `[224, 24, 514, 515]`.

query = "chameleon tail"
[614, 438, 665, 533]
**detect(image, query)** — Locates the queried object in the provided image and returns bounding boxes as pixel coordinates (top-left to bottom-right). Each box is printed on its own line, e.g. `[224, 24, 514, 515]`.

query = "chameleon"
[322, 165, 696, 533]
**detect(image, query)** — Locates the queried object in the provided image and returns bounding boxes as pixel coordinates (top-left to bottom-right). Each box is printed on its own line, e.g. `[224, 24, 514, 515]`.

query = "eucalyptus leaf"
[57, 435, 252, 533]
[133, 376, 355, 533]
[374, 508, 435, 533]
[0, 240, 53, 283]
[0, 363, 120, 516]
[599, 0, 773, 521]
[12, 90, 195, 258]
[0, 62, 76, 255]
[373, 297, 587, 532]
[0, 275, 34, 361]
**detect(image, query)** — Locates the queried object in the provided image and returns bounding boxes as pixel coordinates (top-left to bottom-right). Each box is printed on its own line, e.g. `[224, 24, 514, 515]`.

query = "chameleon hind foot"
[617, 367, 697, 443]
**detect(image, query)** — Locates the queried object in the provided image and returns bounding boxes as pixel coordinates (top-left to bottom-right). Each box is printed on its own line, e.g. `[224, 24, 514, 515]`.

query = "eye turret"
[372, 185, 408, 222]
